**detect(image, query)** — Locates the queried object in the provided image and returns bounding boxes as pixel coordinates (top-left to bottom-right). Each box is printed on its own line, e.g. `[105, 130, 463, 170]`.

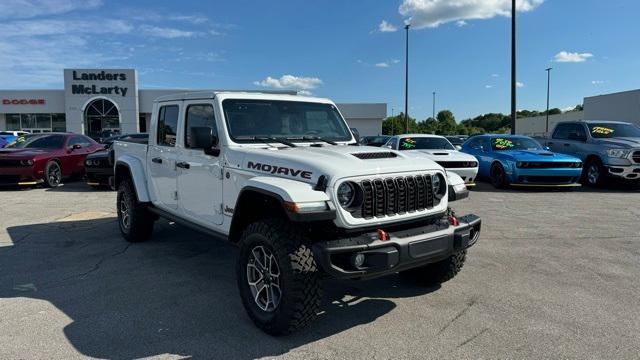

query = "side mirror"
[544, 146, 551, 151]
[351, 130, 360, 143]
[71, 144, 82, 150]
[191, 126, 220, 156]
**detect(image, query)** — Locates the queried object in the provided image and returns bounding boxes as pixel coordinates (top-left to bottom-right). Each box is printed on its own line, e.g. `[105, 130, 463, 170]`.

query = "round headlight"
[337, 182, 356, 207]
[85, 160, 92, 166]
[431, 173, 446, 200]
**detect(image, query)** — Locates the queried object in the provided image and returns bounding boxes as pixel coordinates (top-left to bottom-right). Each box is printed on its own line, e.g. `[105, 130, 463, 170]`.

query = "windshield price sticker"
[494, 138, 514, 149]
[401, 138, 416, 149]
[591, 126, 614, 135]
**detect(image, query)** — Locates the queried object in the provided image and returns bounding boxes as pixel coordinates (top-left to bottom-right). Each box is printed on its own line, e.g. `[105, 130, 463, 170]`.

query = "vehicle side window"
[386, 137, 398, 149]
[568, 124, 587, 138]
[185, 104, 216, 148]
[157, 105, 179, 147]
[468, 138, 484, 150]
[68, 136, 90, 147]
[552, 124, 570, 140]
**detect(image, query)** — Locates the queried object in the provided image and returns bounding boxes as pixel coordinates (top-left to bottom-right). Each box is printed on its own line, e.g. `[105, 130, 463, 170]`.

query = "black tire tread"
[117, 180, 154, 242]
[238, 218, 322, 335]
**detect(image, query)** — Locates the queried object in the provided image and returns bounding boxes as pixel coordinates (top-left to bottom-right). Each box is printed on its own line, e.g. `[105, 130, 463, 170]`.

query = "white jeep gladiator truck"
[113, 91, 481, 335]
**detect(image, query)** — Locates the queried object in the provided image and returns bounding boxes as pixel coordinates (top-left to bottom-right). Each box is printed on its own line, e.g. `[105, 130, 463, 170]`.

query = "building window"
[5, 113, 66, 132]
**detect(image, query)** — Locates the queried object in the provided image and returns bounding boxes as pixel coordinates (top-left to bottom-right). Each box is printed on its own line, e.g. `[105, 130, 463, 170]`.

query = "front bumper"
[0, 167, 41, 185]
[509, 168, 582, 186]
[607, 164, 640, 181]
[446, 168, 479, 186]
[85, 167, 114, 187]
[313, 214, 481, 279]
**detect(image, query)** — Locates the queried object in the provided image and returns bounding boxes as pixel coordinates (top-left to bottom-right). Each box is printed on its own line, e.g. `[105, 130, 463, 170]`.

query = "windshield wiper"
[297, 136, 338, 145]
[237, 136, 297, 148]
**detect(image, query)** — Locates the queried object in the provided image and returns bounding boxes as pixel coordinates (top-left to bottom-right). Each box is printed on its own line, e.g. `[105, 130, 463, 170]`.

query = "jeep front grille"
[355, 175, 434, 219]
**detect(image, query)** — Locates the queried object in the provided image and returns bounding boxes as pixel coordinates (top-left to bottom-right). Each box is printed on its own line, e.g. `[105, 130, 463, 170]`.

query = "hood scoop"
[432, 152, 449, 156]
[352, 152, 398, 160]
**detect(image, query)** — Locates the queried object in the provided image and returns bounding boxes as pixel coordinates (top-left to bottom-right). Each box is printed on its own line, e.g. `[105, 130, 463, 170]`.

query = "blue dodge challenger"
[461, 135, 583, 188]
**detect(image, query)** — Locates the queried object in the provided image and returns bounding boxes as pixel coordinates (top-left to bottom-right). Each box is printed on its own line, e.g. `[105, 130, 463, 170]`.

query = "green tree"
[436, 110, 457, 135]
[382, 113, 419, 135]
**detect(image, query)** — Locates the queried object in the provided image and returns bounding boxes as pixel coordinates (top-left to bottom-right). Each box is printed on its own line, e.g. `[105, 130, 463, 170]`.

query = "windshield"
[362, 136, 390, 145]
[222, 99, 352, 143]
[587, 123, 640, 138]
[5, 134, 65, 149]
[399, 137, 455, 150]
[491, 137, 542, 151]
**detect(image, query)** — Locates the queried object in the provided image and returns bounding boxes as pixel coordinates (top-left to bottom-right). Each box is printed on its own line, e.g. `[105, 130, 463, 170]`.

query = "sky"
[0, 0, 639, 121]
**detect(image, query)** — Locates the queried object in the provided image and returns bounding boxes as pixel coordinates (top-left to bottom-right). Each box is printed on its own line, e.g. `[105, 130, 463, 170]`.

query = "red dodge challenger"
[0, 133, 103, 187]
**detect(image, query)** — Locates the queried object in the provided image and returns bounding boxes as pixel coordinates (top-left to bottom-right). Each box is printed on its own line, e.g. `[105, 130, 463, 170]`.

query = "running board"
[147, 206, 230, 243]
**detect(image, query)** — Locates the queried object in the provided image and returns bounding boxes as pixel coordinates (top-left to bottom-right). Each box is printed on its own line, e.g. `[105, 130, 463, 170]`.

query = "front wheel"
[237, 219, 322, 335]
[43, 161, 62, 188]
[400, 250, 467, 286]
[490, 163, 508, 189]
[582, 158, 606, 187]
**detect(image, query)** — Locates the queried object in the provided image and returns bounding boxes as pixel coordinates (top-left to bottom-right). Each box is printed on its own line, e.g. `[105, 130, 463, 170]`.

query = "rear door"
[177, 101, 223, 226]
[148, 103, 180, 210]
[548, 123, 571, 154]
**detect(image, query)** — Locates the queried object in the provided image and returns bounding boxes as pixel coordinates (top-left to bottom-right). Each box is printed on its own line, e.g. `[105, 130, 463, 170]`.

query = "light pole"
[432, 91, 436, 120]
[510, 0, 517, 134]
[404, 24, 410, 133]
[391, 107, 395, 135]
[545, 67, 552, 135]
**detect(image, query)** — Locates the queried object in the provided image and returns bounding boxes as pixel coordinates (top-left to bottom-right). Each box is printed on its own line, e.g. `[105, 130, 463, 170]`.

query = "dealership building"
[0, 68, 386, 138]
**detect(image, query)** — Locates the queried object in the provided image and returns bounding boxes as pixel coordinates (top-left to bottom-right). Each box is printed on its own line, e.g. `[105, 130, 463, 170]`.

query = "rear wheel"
[400, 250, 467, 286]
[582, 158, 606, 187]
[490, 163, 507, 189]
[237, 219, 322, 335]
[43, 161, 62, 188]
[117, 179, 154, 242]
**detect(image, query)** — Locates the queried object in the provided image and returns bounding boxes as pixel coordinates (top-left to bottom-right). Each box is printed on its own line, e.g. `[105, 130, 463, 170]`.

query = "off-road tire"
[43, 161, 62, 188]
[490, 162, 507, 189]
[117, 179, 154, 242]
[582, 158, 606, 187]
[237, 219, 322, 335]
[400, 250, 467, 286]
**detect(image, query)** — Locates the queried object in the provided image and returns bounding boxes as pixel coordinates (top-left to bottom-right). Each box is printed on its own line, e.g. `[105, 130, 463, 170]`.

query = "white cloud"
[491, 73, 500, 77]
[378, 20, 398, 32]
[591, 80, 606, 85]
[399, 0, 544, 29]
[254, 75, 323, 90]
[554, 51, 594, 63]
[392, 59, 400, 63]
[375, 62, 390, 68]
[170, 15, 208, 24]
[298, 90, 313, 96]
[0, 0, 102, 20]
[456, 20, 468, 27]
[485, 85, 494, 89]
[0, 19, 132, 37]
[139, 25, 198, 39]
[516, 81, 524, 87]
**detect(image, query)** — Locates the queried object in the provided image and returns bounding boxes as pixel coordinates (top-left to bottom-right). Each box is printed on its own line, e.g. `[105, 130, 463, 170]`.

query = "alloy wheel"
[246, 245, 282, 312]
[587, 164, 599, 185]
[48, 163, 61, 186]
[119, 191, 131, 231]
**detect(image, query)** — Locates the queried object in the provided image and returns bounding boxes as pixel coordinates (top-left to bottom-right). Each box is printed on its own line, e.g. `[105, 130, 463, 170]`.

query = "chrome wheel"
[48, 163, 61, 186]
[119, 190, 131, 231]
[587, 164, 599, 185]
[246, 245, 281, 312]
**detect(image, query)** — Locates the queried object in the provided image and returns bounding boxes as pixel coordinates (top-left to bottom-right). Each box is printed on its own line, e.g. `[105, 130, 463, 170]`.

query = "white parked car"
[383, 134, 479, 187]
[0, 131, 30, 137]
[113, 91, 481, 335]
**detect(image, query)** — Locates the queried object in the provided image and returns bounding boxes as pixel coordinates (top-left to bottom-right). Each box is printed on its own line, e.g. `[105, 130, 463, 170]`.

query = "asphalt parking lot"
[1, 182, 639, 359]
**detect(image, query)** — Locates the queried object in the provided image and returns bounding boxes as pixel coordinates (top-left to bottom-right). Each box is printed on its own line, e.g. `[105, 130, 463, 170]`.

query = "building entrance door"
[84, 98, 120, 140]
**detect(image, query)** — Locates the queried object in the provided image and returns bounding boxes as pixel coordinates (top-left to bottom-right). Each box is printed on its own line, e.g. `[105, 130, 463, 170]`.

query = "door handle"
[151, 157, 163, 164]
[176, 161, 190, 169]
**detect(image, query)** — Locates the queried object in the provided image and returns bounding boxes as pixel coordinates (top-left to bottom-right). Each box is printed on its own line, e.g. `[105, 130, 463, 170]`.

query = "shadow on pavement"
[1, 217, 437, 359]
[471, 180, 640, 194]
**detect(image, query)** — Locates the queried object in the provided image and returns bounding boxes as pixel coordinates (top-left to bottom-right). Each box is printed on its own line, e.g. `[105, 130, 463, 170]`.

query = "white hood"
[403, 149, 477, 162]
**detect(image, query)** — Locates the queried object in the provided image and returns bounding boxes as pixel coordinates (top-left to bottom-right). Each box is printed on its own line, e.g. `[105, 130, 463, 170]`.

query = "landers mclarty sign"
[71, 70, 129, 97]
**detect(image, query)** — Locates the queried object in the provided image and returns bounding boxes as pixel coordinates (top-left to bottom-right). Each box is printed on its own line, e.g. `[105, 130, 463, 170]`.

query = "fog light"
[353, 253, 366, 269]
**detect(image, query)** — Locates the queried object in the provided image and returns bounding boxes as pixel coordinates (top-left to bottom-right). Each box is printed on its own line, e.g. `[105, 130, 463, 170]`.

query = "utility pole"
[432, 91, 436, 119]
[510, 0, 517, 134]
[404, 24, 410, 133]
[545, 67, 552, 135]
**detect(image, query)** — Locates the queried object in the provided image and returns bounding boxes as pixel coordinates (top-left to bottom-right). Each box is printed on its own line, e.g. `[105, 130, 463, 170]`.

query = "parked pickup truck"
[113, 91, 481, 335]
[543, 120, 640, 186]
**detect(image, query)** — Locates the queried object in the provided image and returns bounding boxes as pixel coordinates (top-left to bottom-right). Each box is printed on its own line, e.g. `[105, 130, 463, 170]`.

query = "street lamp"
[404, 24, 410, 134]
[510, 0, 517, 134]
[545, 67, 552, 135]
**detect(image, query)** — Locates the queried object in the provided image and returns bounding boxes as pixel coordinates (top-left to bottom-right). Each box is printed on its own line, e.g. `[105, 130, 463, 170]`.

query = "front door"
[148, 103, 180, 210]
[177, 102, 223, 226]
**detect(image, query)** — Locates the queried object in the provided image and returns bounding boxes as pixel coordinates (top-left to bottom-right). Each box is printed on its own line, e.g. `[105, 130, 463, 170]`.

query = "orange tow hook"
[377, 229, 389, 241]
[449, 215, 459, 226]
